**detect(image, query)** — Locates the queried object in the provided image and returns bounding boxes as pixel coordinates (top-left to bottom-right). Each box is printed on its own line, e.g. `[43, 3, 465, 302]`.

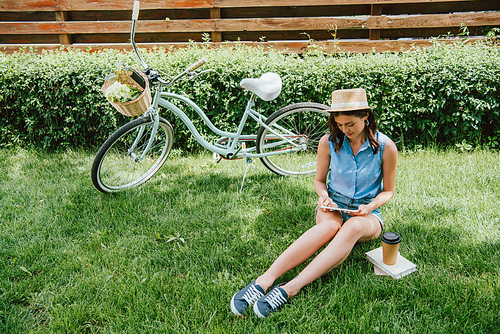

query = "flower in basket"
[104, 66, 143, 104]
[105, 81, 141, 103]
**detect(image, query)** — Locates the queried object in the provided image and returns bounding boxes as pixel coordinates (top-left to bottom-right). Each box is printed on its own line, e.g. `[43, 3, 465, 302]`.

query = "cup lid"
[381, 232, 401, 244]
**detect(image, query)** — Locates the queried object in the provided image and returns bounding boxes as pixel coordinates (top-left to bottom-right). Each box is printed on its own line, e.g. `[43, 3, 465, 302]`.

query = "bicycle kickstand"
[239, 143, 253, 193]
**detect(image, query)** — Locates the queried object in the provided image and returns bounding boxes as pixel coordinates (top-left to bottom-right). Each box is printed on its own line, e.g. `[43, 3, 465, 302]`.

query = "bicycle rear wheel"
[256, 102, 330, 176]
[91, 116, 174, 193]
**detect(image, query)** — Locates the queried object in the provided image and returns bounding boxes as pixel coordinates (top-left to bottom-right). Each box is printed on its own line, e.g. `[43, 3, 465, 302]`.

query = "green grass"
[1, 148, 499, 333]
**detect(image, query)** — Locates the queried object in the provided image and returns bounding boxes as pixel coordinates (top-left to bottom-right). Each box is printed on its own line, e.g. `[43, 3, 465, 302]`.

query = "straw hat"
[326, 88, 375, 112]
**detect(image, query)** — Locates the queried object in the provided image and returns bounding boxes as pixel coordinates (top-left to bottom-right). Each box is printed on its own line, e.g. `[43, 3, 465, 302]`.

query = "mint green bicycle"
[91, 1, 330, 193]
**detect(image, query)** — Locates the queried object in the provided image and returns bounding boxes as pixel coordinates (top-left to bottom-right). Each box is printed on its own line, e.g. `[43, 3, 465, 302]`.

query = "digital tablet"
[319, 206, 360, 213]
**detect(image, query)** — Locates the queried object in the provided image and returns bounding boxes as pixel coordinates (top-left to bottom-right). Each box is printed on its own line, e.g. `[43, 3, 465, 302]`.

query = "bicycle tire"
[256, 102, 330, 176]
[91, 116, 174, 193]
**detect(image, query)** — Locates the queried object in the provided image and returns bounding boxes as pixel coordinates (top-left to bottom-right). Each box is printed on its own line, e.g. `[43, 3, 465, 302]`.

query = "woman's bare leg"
[255, 210, 343, 292]
[280, 215, 382, 297]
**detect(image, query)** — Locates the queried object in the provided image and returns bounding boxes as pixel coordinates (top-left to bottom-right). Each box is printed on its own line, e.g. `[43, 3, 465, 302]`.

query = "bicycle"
[91, 1, 330, 193]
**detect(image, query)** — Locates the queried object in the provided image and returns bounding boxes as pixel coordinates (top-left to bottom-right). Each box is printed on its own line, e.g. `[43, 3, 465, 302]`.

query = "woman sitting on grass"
[231, 88, 398, 318]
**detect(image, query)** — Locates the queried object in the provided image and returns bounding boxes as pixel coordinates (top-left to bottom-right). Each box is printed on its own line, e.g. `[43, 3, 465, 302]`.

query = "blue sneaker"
[230, 280, 265, 316]
[253, 283, 289, 318]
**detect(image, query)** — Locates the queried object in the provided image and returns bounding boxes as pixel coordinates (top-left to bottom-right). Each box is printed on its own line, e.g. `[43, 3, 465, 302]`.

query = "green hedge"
[1, 39, 500, 151]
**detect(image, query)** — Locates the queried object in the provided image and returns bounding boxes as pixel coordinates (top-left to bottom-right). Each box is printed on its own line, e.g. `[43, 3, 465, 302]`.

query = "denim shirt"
[328, 131, 389, 200]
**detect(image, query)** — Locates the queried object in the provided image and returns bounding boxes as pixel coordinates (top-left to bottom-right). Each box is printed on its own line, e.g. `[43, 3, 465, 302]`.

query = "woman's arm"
[355, 139, 398, 216]
[314, 135, 335, 210]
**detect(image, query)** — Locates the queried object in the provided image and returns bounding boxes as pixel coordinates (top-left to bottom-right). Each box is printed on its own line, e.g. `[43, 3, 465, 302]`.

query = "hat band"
[330, 101, 369, 109]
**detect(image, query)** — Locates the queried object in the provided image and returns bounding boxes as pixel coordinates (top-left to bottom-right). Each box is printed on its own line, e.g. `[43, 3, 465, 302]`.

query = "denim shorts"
[317, 191, 384, 229]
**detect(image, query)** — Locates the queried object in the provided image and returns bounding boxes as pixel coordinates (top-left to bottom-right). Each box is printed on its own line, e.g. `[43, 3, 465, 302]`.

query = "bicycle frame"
[136, 84, 308, 160]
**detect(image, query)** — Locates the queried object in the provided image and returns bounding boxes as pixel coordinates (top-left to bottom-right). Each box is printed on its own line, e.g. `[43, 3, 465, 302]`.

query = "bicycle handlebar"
[186, 58, 207, 72]
[132, 1, 140, 21]
[130, 1, 208, 85]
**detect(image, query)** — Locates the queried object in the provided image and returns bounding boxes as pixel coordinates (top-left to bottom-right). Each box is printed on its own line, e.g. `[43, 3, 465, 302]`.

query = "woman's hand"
[350, 204, 371, 216]
[317, 196, 337, 212]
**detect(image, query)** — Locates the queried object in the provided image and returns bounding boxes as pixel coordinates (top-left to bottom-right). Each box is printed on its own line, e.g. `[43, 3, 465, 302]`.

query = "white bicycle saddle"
[240, 72, 282, 101]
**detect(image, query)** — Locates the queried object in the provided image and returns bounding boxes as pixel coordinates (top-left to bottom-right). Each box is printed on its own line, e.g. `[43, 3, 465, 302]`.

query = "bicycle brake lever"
[184, 69, 216, 81]
[178, 73, 197, 81]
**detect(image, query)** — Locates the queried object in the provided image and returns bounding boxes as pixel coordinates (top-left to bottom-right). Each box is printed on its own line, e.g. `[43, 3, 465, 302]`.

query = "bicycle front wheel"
[91, 116, 174, 193]
[256, 102, 330, 176]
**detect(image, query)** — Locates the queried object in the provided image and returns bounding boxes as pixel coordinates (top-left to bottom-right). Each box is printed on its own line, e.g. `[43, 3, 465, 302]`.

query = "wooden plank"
[0, 37, 487, 55]
[55, 11, 72, 45]
[215, 12, 500, 32]
[72, 32, 204, 43]
[0, 35, 59, 44]
[131, 19, 216, 32]
[0, 0, 214, 11]
[213, 0, 475, 8]
[2, 11, 498, 36]
[0, 0, 476, 11]
[215, 17, 365, 31]
[0, 20, 215, 35]
[385, 0, 500, 15]
[210, 7, 222, 42]
[371, 12, 500, 29]
[221, 5, 371, 19]
[369, 4, 382, 40]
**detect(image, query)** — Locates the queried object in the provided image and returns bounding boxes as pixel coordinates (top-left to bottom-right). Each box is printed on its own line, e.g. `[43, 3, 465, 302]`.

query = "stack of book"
[365, 247, 417, 279]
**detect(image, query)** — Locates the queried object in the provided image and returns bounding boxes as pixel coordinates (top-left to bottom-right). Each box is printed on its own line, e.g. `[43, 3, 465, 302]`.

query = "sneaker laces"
[264, 288, 287, 310]
[242, 284, 264, 305]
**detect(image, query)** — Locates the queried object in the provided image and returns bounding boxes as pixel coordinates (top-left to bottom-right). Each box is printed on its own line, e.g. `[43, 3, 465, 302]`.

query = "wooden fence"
[1, 0, 499, 54]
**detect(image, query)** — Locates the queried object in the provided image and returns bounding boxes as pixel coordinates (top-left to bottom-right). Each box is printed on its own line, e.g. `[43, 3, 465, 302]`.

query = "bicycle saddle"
[240, 72, 282, 101]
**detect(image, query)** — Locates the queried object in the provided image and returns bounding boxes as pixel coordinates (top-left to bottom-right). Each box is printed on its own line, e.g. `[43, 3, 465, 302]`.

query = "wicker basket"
[102, 68, 151, 117]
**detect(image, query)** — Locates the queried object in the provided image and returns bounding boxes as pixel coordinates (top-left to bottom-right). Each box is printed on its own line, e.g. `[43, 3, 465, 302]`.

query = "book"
[365, 247, 417, 279]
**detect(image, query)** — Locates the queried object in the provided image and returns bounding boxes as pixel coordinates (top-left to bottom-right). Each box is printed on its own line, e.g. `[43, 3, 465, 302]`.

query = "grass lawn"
[1, 148, 499, 333]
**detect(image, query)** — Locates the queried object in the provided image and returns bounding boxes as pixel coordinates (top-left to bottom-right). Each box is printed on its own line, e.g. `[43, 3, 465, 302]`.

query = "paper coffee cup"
[381, 232, 401, 265]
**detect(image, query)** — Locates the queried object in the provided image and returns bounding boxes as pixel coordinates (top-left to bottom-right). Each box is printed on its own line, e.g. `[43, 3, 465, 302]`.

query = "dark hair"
[328, 109, 379, 154]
